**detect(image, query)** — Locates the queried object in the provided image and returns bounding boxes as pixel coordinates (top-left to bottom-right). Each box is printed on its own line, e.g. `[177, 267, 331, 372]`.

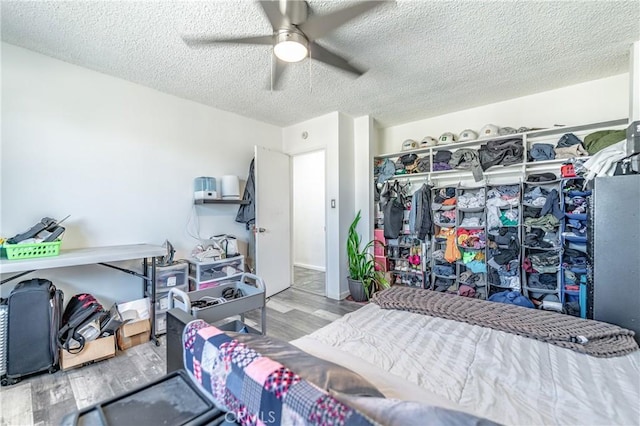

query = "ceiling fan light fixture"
[274, 31, 308, 63]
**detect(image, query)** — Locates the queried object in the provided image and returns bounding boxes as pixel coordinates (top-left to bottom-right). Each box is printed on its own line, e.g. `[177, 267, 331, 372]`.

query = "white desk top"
[0, 244, 166, 274]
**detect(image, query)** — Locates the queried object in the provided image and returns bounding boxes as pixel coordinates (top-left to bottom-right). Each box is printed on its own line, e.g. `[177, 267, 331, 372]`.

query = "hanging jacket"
[409, 184, 433, 240]
[235, 159, 255, 229]
[384, 181, 405, 239]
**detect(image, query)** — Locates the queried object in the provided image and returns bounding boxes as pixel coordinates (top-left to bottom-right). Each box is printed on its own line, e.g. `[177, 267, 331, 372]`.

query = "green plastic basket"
[3, 240, 62, 260]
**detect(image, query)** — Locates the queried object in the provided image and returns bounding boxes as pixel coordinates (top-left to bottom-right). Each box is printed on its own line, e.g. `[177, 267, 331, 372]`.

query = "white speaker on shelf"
[220, 175, 240, 200]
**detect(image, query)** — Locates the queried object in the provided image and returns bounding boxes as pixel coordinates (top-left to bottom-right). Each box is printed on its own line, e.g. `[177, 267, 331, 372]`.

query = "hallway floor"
[292, 266, 325, 296]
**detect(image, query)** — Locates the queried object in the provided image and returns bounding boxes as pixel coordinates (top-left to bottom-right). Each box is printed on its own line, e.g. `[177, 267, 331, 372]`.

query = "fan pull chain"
[270, 49, 273, 92]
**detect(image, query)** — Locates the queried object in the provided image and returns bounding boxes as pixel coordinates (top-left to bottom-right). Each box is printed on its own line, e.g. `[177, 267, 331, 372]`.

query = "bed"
[167, 286, 640, 425]
[291, 298, 640, 425]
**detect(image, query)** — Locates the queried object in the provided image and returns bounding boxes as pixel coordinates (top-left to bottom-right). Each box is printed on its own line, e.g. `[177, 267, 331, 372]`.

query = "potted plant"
[347, 211, 390, 302]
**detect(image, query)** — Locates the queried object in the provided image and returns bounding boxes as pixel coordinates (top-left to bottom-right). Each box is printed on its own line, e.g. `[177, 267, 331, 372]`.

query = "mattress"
[291, 303, 640, 425]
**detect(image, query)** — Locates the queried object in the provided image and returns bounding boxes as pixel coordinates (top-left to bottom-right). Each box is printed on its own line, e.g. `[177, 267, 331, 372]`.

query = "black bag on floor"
[3, 278, 63, 385]
[57, 293, 105, 355]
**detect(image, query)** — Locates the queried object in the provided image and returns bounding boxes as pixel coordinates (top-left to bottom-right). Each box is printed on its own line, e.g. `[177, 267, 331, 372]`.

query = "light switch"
[331, 199, 336, 208]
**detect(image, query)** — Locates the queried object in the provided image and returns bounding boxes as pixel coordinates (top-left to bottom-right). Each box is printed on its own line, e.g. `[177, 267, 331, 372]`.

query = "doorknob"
[257, 227, 266, 233]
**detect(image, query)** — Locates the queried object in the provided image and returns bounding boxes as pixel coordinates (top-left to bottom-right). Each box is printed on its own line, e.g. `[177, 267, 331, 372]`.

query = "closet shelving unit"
[387, 235, 427, 289]
[375, 118, 628, 183]
[372, 117, 628, 302]
[430, 186, 457, 293]
[521, 176, 562, 311]
[485, 182, 522, 298]
[375, 182, 428, 289]
[455, 184, 488, 300]
[559, 177, 591, 318]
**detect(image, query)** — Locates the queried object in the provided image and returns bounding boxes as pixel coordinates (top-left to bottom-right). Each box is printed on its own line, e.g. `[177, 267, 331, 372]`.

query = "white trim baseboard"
[293, 262, 326, 272]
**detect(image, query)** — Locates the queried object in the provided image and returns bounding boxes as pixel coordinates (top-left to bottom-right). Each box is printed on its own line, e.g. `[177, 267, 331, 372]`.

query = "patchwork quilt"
[183, 320, 373, 426]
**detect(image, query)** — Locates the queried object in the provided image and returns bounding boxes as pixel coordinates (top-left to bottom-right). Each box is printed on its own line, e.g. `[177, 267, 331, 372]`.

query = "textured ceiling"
[2, 1, 639, 127]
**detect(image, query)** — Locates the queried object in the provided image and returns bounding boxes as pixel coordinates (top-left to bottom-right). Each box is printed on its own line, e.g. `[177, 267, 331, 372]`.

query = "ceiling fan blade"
[299, 1, 387, 40]
[270, 53, 286, 90]
[183, 35, 273, 47]
[310, 42, 365, 76]
[258, 1, 285, 30]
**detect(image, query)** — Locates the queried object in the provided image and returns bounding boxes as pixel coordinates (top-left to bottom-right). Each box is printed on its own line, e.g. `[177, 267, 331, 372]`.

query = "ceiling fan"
[183, 0, 387, 89]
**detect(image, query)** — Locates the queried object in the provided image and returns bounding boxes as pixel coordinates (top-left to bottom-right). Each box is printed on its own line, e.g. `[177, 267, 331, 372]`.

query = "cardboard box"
[116, 297, 151, 350]
[117, 319, 151, 350]
[61, 335, 116, 371]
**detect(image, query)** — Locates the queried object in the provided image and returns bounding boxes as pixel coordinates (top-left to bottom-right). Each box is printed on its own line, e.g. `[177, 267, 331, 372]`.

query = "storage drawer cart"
[188, 255, 244, 290]
[145, 262, 189, 335]
[168, 273, 266, 335]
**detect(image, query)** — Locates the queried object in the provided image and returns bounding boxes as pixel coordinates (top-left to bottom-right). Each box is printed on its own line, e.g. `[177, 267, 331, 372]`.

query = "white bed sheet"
[291, 303, 640, 425]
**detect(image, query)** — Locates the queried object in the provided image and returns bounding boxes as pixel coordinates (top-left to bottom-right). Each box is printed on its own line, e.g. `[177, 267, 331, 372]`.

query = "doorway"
[291, 150, 326, 296]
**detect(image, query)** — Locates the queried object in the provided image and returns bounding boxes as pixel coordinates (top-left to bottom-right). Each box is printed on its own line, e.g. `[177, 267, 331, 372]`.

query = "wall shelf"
[194, 199, 249, 205]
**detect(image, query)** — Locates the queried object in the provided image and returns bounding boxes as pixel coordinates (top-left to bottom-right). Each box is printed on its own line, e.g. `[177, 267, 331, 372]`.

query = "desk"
[0, 244, 166, 343]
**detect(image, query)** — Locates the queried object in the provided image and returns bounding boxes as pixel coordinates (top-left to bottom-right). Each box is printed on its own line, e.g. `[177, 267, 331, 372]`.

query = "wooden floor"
[292, 266, 325, 297]
[0, 287, 361, 426]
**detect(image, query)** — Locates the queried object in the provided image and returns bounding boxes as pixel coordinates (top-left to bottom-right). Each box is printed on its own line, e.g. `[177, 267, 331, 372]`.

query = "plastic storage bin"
[147, 262, 188, 289]
[155, 312, 167, 334]
[193, 275, 238, 291]
[3, 240, 61, 260]
[188, 255, 244, 290]
[152, 284, 188, 313]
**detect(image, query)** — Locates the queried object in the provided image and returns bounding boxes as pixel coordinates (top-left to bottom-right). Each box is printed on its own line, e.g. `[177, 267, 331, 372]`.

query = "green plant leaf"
[347, 210, 389, 299]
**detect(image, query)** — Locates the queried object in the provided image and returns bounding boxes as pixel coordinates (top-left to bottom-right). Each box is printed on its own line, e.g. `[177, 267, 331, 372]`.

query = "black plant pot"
[347, 277, 368, 302]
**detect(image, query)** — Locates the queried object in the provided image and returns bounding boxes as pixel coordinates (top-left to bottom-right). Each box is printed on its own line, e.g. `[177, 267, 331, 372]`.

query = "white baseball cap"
[420, 136, 438, 147]
[401, 139, 418, 151]
[438, 132, 457, 145]
[479, 124, 500, 138]
[458, 129, 478, 142]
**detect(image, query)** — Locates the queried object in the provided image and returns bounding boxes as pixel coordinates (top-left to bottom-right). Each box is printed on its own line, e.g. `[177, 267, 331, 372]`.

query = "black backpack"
[57, 294, 105, 354]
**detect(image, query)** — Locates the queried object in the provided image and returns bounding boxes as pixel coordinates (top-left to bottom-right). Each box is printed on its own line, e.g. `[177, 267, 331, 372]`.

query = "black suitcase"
[2, 278, 63, 386]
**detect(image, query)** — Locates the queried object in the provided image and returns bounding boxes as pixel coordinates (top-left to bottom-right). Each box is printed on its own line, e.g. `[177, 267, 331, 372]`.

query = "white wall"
[353, 116, 375, 243]
[379, 74, 630, 153]
[292, 150, 325, 271]
[631, 42, 640, 123]
[283, 112, 355, 300]
[0, 43, 281, 305]
[337, 113, 356, 299]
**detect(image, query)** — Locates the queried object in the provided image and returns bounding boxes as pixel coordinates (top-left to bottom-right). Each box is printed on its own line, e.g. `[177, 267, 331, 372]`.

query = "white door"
[254, 145, 291, 297]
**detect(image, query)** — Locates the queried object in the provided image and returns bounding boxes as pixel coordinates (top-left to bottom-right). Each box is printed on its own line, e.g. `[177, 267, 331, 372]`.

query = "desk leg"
[151, 257, 159, 346]
[143, 257, 159, 346]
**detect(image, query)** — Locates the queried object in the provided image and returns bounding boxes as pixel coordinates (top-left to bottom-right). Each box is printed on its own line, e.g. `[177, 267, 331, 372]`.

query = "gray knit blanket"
[371, 286, 638, 358]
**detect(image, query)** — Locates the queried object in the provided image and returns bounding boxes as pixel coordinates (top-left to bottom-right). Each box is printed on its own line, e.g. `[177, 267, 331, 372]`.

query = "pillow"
[228, 331, 384, 397]
[332, 392, 500, 426]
